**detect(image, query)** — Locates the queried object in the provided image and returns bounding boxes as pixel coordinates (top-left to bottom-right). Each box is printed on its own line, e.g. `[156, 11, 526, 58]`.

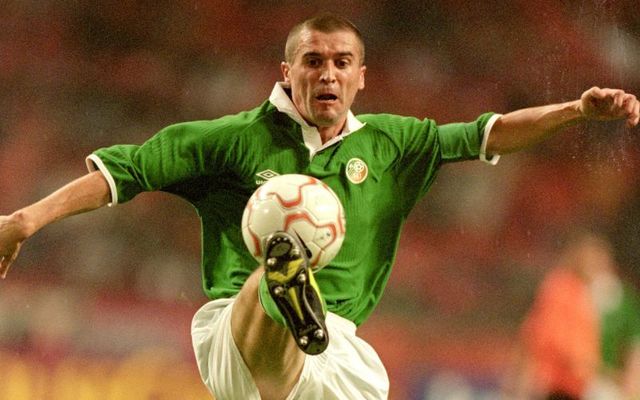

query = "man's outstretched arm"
[0, 171, 110, 278]
[486, 87, 639, 155]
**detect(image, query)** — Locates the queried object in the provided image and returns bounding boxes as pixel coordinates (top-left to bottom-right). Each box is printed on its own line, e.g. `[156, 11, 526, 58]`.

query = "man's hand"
[0, 213, 30, 279]
[580, 87, 640, 128]
[0, 171, 110, 279]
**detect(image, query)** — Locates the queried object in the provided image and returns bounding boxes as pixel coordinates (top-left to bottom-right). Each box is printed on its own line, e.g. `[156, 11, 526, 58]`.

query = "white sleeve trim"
[85, 154, 118, 206]
[480, 113, 502, 165]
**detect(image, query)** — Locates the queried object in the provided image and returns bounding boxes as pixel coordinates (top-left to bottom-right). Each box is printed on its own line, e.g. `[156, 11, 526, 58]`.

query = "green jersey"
[87, 83, 498, 326]
[599, 282, 640, 372]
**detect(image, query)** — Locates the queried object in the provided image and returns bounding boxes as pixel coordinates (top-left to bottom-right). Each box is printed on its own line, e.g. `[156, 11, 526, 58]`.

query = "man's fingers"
[0, 246, 19, 279]
[628, 99, 640, 127]
[614, 91, 626, 109]
[587, 88, 640, 126]
[621, 94, 639, 127]
[588, 86, 604, 99]
[0, 256, 10, 279]
[589, 87, 625, 100]
[623, 95, 636, 113]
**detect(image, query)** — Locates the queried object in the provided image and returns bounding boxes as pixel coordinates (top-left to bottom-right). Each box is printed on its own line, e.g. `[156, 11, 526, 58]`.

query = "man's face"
[281, 29, 366, 129]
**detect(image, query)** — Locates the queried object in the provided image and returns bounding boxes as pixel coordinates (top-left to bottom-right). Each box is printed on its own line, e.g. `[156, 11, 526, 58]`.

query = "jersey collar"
[269, 82, 365, 158]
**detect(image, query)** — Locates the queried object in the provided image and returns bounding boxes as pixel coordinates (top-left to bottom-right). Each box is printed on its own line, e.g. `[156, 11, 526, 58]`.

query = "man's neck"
[317, 121, 346, 144]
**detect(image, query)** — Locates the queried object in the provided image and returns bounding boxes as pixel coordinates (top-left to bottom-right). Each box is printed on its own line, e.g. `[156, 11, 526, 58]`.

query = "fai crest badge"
[346, 158, 368, 184]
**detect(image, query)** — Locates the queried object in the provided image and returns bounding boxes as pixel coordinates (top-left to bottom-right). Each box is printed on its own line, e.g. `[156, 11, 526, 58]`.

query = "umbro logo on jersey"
[255, 169, 280, 185]
[346, 158, 368, 184]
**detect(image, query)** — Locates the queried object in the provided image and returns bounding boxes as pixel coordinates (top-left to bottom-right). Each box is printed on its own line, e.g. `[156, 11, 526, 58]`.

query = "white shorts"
[191, 298, 389, 399]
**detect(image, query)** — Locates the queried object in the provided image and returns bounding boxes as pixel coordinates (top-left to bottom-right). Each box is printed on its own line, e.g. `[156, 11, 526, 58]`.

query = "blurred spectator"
[504, 231, 640, 400]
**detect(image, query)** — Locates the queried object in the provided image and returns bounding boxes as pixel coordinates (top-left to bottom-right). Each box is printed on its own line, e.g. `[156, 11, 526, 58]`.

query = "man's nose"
[319, 62, 336, 83]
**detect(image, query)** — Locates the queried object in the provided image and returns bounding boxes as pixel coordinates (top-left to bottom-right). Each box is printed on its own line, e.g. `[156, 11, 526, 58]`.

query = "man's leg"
[231, 268, 304, 400]
[230, 232, 327, 400]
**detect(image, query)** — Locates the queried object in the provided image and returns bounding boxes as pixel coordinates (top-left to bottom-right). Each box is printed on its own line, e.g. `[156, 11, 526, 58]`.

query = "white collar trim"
[269, 82, 365, 158]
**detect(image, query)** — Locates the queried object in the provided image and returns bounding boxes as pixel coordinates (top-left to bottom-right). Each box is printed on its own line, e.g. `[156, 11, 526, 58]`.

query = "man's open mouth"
[316, 94, 338, 101]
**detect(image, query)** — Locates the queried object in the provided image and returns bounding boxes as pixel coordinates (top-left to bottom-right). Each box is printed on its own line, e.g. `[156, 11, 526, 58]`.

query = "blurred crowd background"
[1, 1, 639, 399]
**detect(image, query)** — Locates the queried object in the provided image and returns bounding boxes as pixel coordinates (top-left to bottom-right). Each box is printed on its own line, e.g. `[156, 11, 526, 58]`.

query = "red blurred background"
[1, 1, 639, 398]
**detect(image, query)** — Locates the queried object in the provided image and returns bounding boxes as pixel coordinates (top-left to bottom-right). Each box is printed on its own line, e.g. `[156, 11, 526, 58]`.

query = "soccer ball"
[241, 174, 346, 269]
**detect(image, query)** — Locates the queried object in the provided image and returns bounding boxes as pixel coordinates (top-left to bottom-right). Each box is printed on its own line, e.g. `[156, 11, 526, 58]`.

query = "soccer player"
[0, 13, 639, 400]
[505, 232, 640, 400]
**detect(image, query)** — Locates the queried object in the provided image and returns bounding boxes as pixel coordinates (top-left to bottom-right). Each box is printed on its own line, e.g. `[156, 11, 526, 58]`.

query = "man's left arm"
[486, 87, 639, 155]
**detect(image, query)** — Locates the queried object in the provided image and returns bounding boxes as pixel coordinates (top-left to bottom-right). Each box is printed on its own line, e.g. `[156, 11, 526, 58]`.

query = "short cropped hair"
[284, 13, 365, 65]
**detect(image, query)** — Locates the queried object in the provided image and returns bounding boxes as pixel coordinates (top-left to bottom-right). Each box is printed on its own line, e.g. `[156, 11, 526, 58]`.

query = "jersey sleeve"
[355, 111, 499, 212]
[86, 120, 235, 205]
[358, 111, 499, 164]
[437, 112, 500, 163]
[625, 285, 640, 341]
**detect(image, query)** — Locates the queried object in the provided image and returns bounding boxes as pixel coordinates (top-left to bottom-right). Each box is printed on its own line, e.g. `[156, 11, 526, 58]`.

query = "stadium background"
[1, 1, 639, 398]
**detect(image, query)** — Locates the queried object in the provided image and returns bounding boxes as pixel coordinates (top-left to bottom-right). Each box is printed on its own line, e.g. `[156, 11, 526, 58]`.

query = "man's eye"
[307, 59, 321, 67]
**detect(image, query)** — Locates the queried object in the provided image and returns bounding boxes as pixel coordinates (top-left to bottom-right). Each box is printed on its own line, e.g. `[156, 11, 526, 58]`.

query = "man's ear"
[281, 62, 291, 82]
[359, 65, 366, 90]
